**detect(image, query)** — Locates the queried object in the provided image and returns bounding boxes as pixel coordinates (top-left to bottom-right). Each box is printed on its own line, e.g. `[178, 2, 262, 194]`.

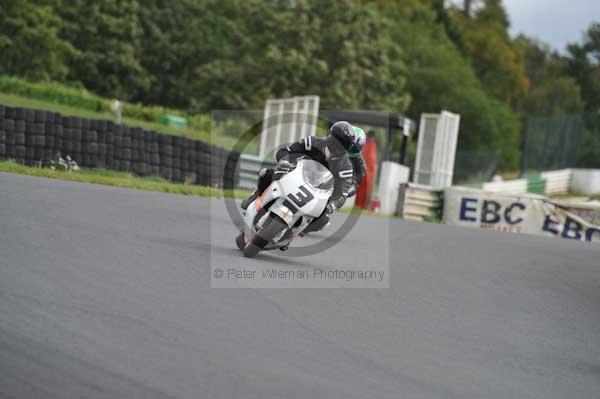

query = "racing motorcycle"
[236, 157, 334, 258]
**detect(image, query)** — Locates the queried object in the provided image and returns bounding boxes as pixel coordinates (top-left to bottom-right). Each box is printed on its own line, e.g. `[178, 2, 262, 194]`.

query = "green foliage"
[1, 0, 598, 172]
[383, 3, 521, 169]
[136, 0, 208, 108]
[567, 23, 600, 112]
[0, 75, 206, 128]
[446, 0, 528, 105]
[0, 0, 75, 81]
[0, 160, 252, 198]
[212, 118, 252, 139]
[514, 36, 583, 116]
[576, 113, 600, 168]
[0, 75, 105, 111]
[187, 0, 410, 112]
[56, 0, 150, 100]
[520, 77, 583, 117]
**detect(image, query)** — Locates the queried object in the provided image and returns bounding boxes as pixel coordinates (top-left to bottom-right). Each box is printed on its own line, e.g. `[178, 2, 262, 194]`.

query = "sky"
[502, 0, 599, 52]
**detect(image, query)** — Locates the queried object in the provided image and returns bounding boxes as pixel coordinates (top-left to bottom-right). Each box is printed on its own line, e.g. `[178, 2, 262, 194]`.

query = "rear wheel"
[243, 214, 288, 258]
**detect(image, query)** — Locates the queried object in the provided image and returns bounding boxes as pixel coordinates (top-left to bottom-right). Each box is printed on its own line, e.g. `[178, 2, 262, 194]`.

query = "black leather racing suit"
[347, 155, 366, 197]
[246, 136, 354, 232]
[274, 135, 354, 211]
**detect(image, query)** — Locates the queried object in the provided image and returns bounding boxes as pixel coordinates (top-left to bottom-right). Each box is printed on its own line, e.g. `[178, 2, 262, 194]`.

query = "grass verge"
[0, 92, 243, 151]
[0, 160, 444, 222]
[0, 160, 251, 199]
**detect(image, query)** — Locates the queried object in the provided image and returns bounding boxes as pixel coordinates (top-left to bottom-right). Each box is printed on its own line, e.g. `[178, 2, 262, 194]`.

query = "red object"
[370, 196, 380, 213]
[355, 136, 378, 209]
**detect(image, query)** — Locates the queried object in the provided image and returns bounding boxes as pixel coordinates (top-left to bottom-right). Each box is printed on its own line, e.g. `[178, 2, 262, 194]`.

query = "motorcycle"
[236, 157, 334, 258]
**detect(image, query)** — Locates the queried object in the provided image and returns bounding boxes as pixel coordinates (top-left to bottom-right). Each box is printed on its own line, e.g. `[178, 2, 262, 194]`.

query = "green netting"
[521, 112, 600, 175]
[575, 113, 600, 169]
[521, 114, 583, 174]
[453, 150, 501, 185]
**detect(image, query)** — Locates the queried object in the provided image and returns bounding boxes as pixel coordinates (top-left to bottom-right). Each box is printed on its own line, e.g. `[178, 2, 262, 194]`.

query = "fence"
[521, 112, 600, 175]
[453, 150, 500, 185]
[0, 104, 239, 188]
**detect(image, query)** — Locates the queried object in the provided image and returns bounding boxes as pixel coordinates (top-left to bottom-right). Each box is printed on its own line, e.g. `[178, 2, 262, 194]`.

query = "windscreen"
[301, 160, 334, 192]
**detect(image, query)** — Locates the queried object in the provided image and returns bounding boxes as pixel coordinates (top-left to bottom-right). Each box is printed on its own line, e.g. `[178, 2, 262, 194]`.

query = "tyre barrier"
[0, 104, 239, 187]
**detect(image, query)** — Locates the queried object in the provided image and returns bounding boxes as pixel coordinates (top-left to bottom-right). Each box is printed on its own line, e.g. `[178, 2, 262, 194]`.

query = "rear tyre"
[243, 214, 288, 258]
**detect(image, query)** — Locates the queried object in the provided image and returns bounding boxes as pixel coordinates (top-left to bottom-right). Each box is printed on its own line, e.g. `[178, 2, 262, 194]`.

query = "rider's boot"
[240, 189, 258, 210]
[301, 214, 330, 236]
[242, 168, 275, 210]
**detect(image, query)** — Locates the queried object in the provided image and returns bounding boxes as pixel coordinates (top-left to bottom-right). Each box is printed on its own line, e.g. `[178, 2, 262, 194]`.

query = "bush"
[0, 75, 104, 111]
[0, 75, 208, 131]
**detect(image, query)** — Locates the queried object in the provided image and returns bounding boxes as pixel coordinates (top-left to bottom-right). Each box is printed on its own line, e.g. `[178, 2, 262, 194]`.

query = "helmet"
[348, 127, 366, 157]
[327, 121, 355, 156]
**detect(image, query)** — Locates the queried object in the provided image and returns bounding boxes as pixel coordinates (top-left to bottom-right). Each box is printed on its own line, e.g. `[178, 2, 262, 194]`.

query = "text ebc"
[459, 197, 525, 225]
[459, 197, 600, 241]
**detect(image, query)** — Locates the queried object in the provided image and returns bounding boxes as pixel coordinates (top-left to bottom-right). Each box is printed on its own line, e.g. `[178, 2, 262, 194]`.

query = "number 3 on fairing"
[287, 185, 314, 207]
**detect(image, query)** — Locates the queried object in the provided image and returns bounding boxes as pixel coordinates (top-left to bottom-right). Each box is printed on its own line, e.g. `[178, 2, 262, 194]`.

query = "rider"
[305, 127, 367, 233]
[241, 121, 358, 229]
[347, 127, 366, 197]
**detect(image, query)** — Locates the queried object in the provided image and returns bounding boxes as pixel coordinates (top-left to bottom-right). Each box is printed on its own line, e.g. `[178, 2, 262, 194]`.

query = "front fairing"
[242, 160, 333, 247]
[271, 161, 332, 225]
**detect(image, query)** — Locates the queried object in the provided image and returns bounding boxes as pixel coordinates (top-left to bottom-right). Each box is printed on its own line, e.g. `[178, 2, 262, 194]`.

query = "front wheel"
[243, 214, 288, 258]
[235, 231, 245, 250]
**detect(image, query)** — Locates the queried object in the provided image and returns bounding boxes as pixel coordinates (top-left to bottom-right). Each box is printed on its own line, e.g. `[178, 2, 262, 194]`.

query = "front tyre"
[235, 231, 246, 250]
[243, 214, 288, 258]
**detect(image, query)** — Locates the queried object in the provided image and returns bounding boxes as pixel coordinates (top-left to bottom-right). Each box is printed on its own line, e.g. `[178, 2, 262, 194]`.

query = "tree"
[514, 35, 583, 116]
[0, 0, 75, 81]
[447, 0, 529, 106]
[56, 0, 150, 100]
[380, 2, 522, 169]
[136, 0, 208, 108]
[189, 0, 410, 112]
[566, 23, 600, 112]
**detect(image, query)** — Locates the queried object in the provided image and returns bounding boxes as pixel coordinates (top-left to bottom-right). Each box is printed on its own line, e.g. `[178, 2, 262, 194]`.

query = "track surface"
[1, 172, 599, 398]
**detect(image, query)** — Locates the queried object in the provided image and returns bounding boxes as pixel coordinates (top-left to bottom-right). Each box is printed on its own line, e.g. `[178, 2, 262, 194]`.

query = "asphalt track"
[1, 172, 599, 398]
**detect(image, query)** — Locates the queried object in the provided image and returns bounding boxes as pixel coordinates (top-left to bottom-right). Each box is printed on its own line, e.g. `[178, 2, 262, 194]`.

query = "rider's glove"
[278, 159, 295, 172]
[347, 185, 357, 197]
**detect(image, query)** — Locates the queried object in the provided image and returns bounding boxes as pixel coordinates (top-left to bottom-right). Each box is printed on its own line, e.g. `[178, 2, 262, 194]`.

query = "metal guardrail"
[237, 154, 276, 190]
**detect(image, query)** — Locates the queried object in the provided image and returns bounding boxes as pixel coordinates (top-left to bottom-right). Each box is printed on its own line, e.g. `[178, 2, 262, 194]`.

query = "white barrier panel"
[396, 183, 442, 221]
[378, 162, 410, 215]
[571, 169, 600, 195]
[540, 169, 572, 195]
[443, 186, 600, 243]
[481, 179, 527, 195]
[259, 96, 319, 160]
[414, 111, 460, 189]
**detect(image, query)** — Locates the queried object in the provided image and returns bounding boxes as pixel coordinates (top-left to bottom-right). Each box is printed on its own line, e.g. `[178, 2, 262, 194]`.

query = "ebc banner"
[444, 187, 600, 243]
